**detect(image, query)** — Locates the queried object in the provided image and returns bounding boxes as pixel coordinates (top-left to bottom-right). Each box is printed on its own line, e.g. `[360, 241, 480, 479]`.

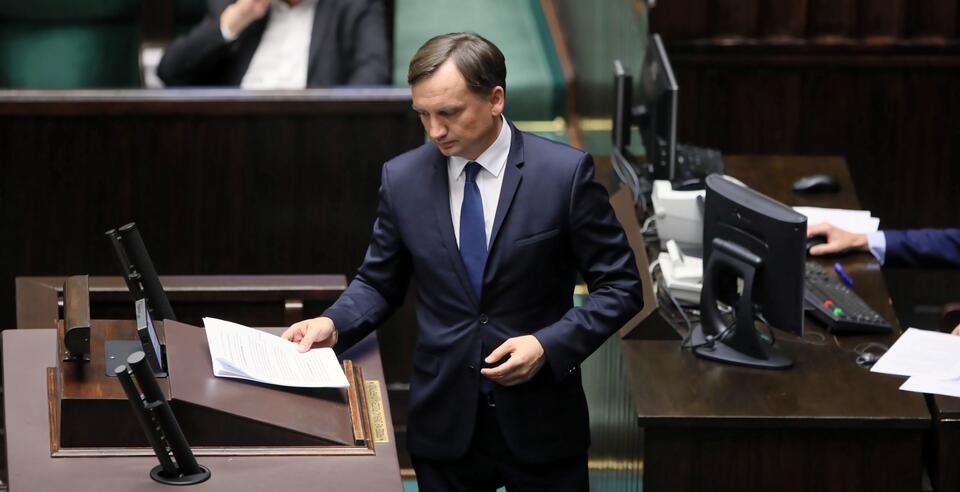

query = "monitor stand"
[691, 239, 793, 369]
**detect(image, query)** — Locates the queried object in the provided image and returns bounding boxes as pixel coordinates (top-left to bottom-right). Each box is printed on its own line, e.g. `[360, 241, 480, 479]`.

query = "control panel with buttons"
[803, 261, 892, 334]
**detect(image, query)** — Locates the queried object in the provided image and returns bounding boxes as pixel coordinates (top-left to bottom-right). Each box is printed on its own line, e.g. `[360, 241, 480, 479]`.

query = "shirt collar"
[449, 115, 512, 180]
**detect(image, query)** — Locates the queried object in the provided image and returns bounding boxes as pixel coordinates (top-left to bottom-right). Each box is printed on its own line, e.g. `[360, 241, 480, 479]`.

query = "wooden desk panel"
[15, 274, 347, 330]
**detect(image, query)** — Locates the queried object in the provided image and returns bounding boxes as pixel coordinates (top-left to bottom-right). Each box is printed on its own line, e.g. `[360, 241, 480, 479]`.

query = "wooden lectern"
[50, 319, 381, 456]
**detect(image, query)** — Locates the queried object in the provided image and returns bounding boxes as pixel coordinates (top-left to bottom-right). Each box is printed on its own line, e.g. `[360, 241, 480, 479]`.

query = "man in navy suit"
[283, 32, 642, 490]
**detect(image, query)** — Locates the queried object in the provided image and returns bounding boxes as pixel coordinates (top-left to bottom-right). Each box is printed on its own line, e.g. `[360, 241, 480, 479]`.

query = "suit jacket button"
[468, 364, 476, 371]
[479, 314, 489, 324]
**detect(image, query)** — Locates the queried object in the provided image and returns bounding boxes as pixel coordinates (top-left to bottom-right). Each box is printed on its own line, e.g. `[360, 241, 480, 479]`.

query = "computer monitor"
[106, 222, 176, 321]
[612, 33, 678, 181]
[691, 174, 806, 369]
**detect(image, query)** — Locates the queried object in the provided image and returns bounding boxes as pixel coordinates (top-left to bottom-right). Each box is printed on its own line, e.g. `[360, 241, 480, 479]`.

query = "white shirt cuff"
[867, 230, 886, 265]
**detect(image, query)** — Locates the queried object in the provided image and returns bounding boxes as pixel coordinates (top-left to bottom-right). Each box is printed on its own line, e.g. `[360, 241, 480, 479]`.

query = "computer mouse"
[805, 235, 828, 254]
[792, 174, 840, 194]
[856, 352, 879, 366]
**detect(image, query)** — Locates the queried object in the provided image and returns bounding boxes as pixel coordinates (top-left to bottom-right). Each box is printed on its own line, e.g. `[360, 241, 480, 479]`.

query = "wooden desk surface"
[625, 155, 929, 427]
[3, 329, 402, 491]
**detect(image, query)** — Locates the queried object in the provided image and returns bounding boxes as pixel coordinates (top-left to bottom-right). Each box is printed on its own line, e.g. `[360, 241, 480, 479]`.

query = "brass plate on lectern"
[365, 380, 389, 443]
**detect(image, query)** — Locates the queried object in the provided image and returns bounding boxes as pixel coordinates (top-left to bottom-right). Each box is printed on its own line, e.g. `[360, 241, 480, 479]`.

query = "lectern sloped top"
[164, 320, 355, 446]
[51, 319, 374, 455]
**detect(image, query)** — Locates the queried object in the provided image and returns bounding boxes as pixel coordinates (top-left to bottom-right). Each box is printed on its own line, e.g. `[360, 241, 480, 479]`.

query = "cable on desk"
[641, 216, 656, 234]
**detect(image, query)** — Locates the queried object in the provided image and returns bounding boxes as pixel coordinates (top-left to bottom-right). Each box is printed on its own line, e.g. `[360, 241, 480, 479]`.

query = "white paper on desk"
[202, 317, 348, 388]
[870, 327, 960, 379]
[793, 206, 880, 234]
[900, 376, 960, 398]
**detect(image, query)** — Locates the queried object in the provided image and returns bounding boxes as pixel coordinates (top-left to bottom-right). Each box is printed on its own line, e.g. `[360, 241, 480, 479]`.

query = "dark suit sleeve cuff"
[533, 331, 579, 382]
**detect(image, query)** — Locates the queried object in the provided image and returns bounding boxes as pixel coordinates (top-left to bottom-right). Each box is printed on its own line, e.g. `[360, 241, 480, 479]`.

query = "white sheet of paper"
[870, 327, 960, 378]
[202, 317, 348, 388]
[900, 376, 960, 398]
[793, 206, 880, 234]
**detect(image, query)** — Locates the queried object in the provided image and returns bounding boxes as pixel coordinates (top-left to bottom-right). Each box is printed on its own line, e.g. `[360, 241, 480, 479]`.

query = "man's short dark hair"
[407, 32, 506, 96]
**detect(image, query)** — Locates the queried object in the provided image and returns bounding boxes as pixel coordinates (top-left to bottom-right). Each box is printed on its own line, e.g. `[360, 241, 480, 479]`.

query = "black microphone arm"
[105, 222, 176, 321]
[116, 351, 210, 485]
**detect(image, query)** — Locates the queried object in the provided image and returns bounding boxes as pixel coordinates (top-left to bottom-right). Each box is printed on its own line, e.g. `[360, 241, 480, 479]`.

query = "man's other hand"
[221, 0, 270, 37]
[282, 316, 338, 353]
[480, 335, 546, 386]
[952, 323, 960, 336]
[807, 222, 869, 256]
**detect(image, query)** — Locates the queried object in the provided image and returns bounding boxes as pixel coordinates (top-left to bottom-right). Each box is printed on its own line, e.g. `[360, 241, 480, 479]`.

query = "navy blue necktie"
[460, 162, 487, 299]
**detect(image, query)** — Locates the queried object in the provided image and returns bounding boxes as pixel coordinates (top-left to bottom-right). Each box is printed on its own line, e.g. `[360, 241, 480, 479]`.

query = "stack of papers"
[871, 328, 960, 398]
[202, 317, 349, 388]
[793, 206, 880, 234]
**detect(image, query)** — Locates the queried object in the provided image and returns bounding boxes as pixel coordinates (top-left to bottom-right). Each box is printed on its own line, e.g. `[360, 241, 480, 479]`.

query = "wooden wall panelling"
[807, 0, 857, 42]
[649, 0, 709, 39]
[858, 0, 905, 43]
[709, 0, 759, 41]
[759, 0, 808, 41]
[906, 0, 958, 41]
[667, 52, 960, 230]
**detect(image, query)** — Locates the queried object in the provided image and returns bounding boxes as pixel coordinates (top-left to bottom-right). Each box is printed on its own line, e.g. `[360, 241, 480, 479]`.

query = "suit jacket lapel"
[487, 122, 524, 254]
[307, 0, 334, 78]
[430, 149, 480, 307]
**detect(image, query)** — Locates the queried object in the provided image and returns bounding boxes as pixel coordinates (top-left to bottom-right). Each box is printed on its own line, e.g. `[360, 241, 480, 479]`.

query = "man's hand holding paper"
[203, 317, 347, 388]
[282, 316, 338, 352]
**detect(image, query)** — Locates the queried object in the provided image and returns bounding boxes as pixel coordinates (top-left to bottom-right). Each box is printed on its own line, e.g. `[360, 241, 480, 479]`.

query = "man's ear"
[489, 86, 505, 115]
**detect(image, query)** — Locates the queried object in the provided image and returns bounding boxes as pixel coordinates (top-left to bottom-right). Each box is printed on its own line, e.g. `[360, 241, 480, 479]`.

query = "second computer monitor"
[639, 33, 678, 181]
[611, 33, 678, 181]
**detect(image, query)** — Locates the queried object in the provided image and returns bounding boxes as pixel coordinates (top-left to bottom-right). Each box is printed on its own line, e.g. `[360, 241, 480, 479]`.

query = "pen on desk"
[834, 262, 854, 287]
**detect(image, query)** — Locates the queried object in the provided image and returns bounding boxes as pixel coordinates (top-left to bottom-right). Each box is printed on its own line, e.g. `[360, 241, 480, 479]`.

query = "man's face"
[411, 60, 504, 160]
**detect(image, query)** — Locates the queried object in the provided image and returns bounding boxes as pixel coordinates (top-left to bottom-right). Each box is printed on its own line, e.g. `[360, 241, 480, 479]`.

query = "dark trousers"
[412, 397, 589, 492]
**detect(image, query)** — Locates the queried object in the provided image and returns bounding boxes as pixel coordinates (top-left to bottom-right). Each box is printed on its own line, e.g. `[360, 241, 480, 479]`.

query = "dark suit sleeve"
[323, 163, 412, 351]
[883, 228, 960, 268]
[341, 0, 390, 85]
[157, 1, 234, 86]
[533, 154, 644, 381]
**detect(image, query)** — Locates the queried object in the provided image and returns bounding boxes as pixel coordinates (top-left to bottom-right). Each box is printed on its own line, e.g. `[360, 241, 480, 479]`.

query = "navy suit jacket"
[157, 0, 389, 87]
[324, 122, 643, 463]
[884, 229, 960, 268]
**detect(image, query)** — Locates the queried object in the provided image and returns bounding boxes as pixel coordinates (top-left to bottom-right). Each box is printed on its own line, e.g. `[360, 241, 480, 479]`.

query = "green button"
[833, 307, 844, 317]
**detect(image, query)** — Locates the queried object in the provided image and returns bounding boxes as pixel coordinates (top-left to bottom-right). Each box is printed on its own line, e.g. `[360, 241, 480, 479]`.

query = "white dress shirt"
[448, 116, 512, 249]
[221, 0, 316, 89]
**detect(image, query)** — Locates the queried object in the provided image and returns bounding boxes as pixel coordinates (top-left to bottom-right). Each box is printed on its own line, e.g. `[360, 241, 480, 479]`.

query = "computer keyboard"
[804, 261, 893, 334]
[675, 143, 725, 184]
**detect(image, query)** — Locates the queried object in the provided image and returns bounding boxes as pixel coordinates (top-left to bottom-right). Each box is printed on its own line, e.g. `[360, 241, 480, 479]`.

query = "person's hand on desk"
[807, 222, 869, 256]
[282, 316, 338, 352]
[952, 323, 960, 336]
[480, 335, 546, 386]
[221, 0, 271, 39]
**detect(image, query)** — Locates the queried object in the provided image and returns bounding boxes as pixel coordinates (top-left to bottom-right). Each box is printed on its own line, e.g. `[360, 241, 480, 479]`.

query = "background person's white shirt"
[221, 0, 317, 89]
